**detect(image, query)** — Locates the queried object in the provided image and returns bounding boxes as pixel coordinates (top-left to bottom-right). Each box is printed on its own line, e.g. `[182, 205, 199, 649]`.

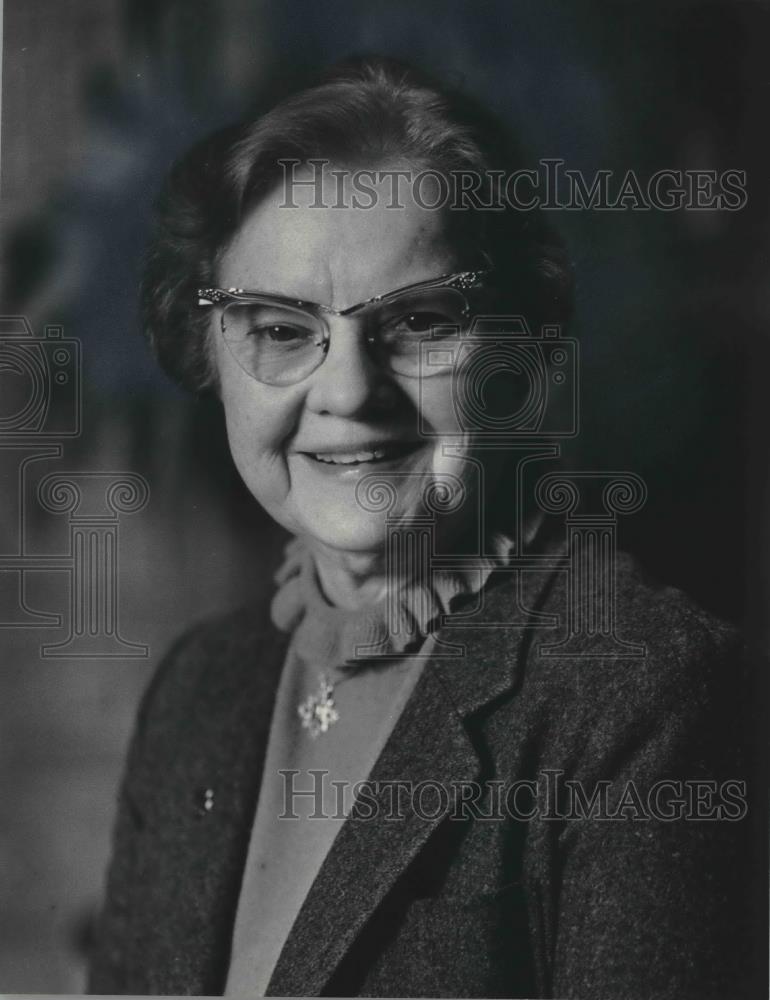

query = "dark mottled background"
[0, 0, 768, 990]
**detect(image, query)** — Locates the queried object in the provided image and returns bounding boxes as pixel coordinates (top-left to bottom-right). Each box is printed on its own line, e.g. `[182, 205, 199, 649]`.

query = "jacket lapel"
[266, 665, 477, 996]
[266, 552, 565, 996]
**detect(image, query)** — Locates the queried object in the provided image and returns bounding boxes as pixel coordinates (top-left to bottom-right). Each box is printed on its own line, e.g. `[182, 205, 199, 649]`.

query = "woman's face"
[213, 169, 477, 557]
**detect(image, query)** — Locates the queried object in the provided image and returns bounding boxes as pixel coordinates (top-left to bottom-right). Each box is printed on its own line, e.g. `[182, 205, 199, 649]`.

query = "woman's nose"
[303, 321, 398, 417]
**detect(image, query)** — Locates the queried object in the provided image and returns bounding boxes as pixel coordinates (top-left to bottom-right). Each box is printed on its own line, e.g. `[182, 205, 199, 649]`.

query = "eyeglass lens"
[221, 287, 470, 386]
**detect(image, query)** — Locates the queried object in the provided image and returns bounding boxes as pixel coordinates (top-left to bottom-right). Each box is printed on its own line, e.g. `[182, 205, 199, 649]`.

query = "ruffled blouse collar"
[269, 532, 519, 669]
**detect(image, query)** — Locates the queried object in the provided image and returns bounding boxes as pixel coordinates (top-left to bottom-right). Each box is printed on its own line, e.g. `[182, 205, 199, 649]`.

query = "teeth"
[314, 448, 387, 465]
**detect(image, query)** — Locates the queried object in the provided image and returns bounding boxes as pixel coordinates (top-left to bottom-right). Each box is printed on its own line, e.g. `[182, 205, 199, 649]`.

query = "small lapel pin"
[196, 787, 215, 817]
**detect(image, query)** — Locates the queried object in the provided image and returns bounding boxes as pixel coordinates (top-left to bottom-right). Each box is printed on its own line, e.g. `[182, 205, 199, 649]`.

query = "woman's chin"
[295, 511, 392, 555]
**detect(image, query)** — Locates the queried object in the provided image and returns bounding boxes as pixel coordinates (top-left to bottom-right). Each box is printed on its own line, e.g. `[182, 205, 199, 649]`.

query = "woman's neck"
[305, 542, 392, 610]
[300, 518, 502, 611]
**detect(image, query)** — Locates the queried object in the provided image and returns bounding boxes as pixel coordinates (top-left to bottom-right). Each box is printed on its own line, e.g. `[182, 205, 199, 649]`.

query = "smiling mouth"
[302, 441, 424, 466]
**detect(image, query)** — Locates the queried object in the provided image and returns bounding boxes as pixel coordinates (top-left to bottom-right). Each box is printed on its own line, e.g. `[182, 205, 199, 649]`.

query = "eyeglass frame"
[196, 268, 491, 385]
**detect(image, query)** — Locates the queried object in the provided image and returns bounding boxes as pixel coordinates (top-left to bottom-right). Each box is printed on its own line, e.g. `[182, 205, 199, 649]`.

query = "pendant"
[298, 673, 340, 738]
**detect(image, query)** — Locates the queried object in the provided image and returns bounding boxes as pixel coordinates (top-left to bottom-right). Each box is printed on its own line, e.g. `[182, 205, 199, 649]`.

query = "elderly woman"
[88, 59, 755, 998]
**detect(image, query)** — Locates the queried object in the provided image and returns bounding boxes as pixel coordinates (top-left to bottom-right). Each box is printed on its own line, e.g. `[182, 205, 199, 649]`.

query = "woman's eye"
[249, 324, 312, 344]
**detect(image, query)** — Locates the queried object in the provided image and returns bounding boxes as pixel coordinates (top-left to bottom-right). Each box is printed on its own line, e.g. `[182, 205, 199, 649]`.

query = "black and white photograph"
[0, 2, 768, 997]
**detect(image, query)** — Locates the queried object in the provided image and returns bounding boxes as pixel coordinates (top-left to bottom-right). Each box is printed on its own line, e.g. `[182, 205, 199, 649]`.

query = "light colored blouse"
[224, 534, 516, 996]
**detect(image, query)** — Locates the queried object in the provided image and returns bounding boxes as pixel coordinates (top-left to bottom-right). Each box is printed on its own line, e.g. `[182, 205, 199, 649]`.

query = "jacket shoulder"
[135, 600, 278, 730]
[613, 550, 739, 653]
[531, 547, 743, 678]
[510, 550, 748, 771]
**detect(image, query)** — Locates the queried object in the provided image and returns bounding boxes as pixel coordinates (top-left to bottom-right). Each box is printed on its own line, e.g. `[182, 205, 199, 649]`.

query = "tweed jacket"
[88, 544, 759, 998]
